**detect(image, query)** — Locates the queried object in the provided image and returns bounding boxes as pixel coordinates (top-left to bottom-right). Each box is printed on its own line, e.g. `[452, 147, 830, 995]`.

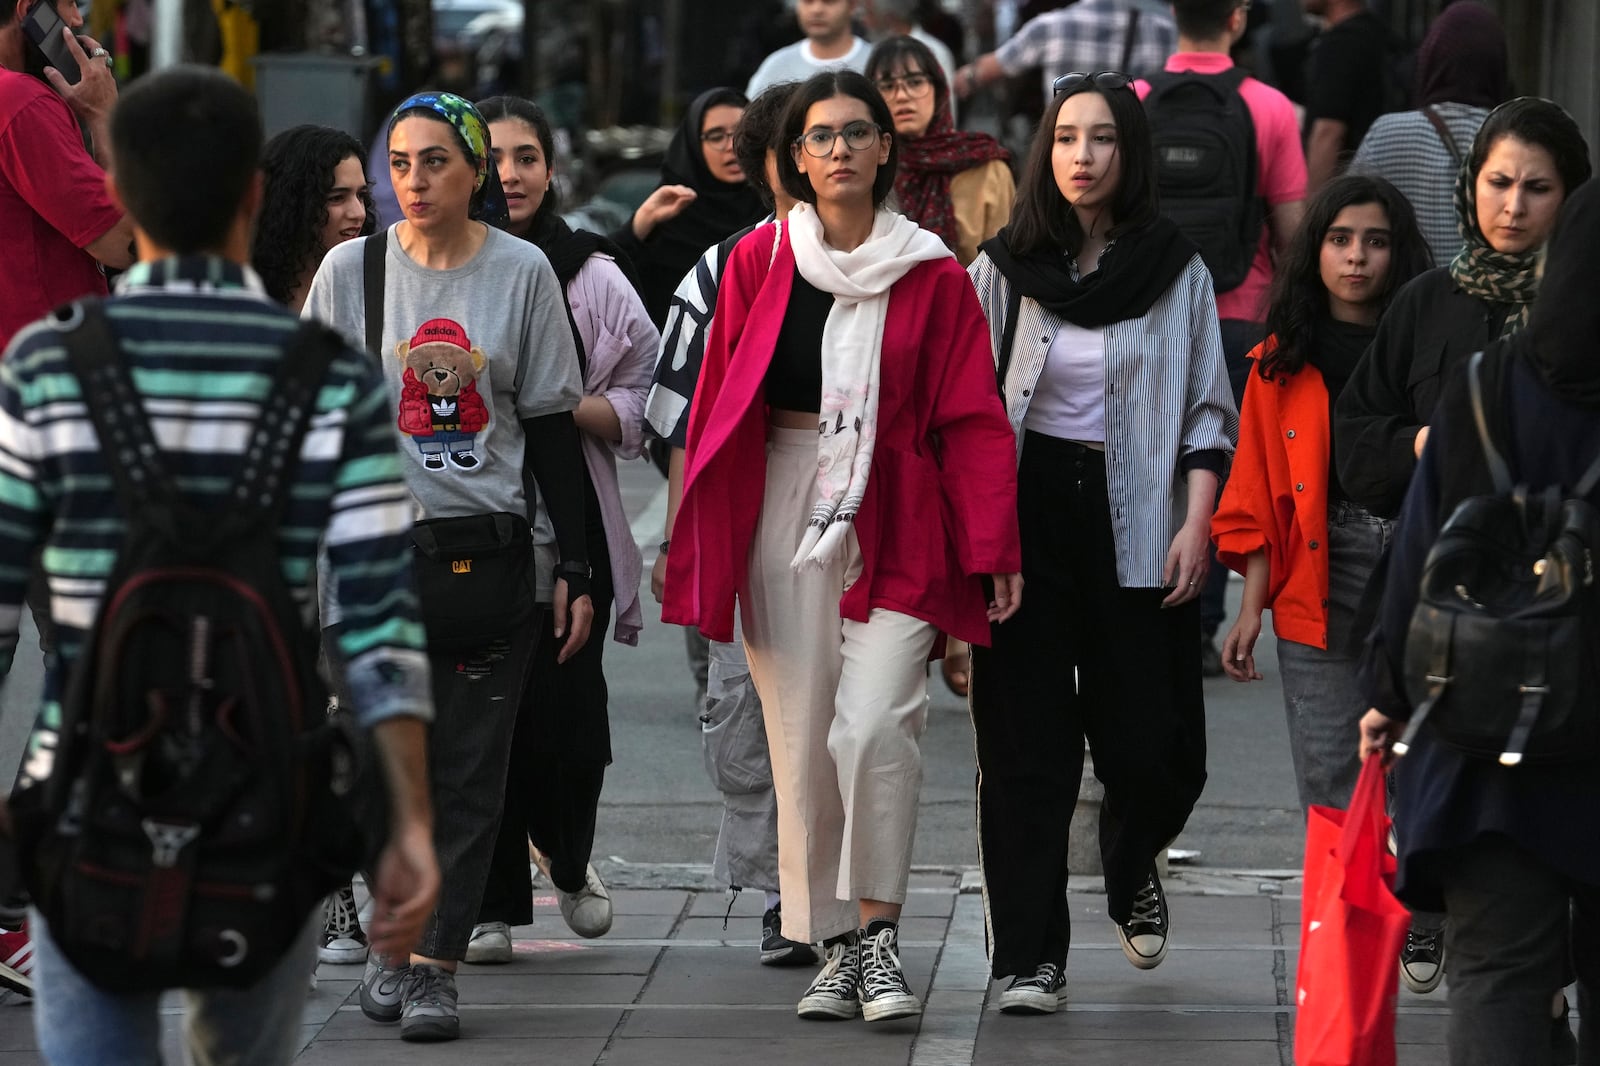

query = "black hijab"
[635, 88, 766, 326]
[1513, 179, 1600, 408]
[1414, 1, 1507, 109]
[980, 217, 1198, 330]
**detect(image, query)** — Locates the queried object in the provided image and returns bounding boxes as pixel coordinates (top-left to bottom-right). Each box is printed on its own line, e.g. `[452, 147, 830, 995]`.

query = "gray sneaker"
[358, 955, 409, 1023]
[400, 964, 460, 1042]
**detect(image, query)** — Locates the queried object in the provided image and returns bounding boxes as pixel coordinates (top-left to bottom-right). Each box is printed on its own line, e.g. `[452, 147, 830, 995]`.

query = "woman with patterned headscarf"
[302, 91, 594, 1044]
[1333, 95, 1589, 1011]
[1336, 97, 1591, 521]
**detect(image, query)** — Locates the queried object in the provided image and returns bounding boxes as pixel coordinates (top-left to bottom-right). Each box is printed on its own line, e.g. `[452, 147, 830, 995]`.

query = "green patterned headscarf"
[388, 91, 509, 228]
[1447, 106, 1546, 339]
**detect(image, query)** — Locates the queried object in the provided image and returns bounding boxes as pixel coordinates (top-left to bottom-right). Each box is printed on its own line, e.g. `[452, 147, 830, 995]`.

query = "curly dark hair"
[252, 126, 375, 306]
[1259, 174, 1431, 380]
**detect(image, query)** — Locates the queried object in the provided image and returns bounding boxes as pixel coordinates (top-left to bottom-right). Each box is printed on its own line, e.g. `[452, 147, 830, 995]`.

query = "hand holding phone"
[22, 0, 82, 86]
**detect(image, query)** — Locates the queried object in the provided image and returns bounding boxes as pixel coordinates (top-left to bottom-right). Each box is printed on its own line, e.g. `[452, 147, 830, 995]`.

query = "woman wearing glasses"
[612, 88, 768, 328]
[865, 35, 1015, 700]
[662, 69, 1021, 1024]
[966, 70, 1236, 1014]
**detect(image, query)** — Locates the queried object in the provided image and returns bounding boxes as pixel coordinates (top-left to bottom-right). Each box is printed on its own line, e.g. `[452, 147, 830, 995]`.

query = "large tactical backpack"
[1396, 350, 1600, 767]
[1144, 68, 1264, 295]
[11, 301, 369, 992]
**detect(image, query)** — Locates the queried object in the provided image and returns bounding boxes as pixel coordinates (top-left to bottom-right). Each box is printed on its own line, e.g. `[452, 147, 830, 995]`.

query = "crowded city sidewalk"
[0, 864, 1465, 1063]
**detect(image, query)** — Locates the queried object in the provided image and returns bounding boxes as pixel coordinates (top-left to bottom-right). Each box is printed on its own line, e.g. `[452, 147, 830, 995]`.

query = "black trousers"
[478, 533, 614, 921]
[1436, 835, 1599, 1066]
[970, 433, 1208, 978]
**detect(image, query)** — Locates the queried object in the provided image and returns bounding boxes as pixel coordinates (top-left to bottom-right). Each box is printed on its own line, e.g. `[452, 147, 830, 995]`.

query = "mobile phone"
[21, 1, 82, 86]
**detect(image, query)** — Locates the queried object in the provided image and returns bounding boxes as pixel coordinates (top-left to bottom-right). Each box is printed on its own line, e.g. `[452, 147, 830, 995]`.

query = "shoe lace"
[325, 887, 360, 937]
[1012, 962, 1062, 991]
[1405, 927, 1441, 959]
[809, 940, 859, 996]
[860, 928, 911, 998]
[408, 967, 452, 1007]
[1128, 878, 1163, 927]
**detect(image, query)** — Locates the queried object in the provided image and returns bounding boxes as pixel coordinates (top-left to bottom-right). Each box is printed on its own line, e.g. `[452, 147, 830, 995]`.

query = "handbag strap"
[1466, 350, 1514, 494]
[1422, 106, 1463, 166]
[996, 278, 1024, 399]
[362, 232, 386, 358]
[1119, 8, 1142, 74]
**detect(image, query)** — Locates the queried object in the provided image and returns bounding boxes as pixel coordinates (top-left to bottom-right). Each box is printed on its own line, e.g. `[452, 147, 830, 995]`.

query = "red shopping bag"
[1294, 755, 1412, 1066]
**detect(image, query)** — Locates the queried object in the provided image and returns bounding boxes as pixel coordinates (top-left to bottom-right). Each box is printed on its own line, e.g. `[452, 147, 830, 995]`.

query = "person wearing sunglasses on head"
[966, 70, 1237, 1015]
[662, 69, 1021, 1025]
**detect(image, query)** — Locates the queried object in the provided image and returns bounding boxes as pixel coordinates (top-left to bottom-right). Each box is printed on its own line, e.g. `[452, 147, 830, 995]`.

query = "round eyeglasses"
[873, 73, 933, 99]
[1051, 71, 1134, 95]
[700, 127, 739, 149]
[796, 121, 882, 158]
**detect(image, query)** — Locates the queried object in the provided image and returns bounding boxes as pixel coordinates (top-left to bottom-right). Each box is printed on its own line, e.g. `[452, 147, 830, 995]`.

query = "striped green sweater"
[0, 257, 430, 788]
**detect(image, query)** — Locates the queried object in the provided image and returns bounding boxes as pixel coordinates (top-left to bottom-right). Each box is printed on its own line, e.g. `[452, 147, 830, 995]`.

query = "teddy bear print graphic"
[396, 317, 490, 470]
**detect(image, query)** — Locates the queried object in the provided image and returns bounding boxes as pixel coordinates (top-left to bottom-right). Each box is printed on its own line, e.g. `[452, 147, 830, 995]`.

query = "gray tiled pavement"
[0, 867, 1469, 1065]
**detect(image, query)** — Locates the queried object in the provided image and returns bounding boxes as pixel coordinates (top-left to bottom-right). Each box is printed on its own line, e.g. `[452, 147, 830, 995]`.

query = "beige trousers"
[740, 427, 939, 944]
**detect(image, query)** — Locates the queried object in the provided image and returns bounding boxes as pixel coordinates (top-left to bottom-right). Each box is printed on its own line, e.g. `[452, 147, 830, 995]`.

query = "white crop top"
[1021, 319, 1105, 441]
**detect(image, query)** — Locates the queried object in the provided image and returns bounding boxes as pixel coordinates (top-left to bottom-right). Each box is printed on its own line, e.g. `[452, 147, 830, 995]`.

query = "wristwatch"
[658, 539, 670, 555]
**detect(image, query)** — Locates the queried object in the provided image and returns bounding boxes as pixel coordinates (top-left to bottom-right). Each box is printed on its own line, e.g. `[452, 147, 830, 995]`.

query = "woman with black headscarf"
[612, 87, 768, 328]
[1352, 1, 1509, 264]
[1359, 176, 1600, 1066]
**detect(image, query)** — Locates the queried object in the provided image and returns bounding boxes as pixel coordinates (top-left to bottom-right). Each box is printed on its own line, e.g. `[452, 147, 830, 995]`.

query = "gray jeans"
[1276, 501, 1391, 812]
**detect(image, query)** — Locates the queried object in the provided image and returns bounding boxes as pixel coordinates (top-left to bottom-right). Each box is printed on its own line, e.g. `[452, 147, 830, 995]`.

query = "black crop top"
[764, 268, 833, 413]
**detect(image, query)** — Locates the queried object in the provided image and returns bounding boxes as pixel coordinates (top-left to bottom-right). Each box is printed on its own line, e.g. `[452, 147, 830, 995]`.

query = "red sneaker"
[0, 922, 34, 997]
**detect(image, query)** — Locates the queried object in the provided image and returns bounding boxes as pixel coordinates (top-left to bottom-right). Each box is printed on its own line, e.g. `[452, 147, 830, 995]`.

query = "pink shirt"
[1137, 53, 1306, 324]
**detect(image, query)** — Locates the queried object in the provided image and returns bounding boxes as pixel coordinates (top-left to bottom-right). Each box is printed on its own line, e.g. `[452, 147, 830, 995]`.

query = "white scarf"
[785, 204, 952, 570]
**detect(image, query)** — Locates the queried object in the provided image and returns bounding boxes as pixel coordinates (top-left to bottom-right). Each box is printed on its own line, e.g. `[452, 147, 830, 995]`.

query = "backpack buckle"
[142, 819, 200, 868]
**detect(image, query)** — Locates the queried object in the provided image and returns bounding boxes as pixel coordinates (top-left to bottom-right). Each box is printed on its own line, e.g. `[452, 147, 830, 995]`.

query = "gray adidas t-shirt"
[305, 224, 581, 601]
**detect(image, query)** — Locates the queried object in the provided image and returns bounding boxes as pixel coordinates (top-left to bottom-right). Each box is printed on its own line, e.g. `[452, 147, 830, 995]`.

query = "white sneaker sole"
[1117, 929, 1169, 970]
[862, 991, 922, 1022]
[797, 994, 860, 1020]
[318, 942, 369, 965]
[997, 987, 1066, 1015]
[464, 939, 514, 964]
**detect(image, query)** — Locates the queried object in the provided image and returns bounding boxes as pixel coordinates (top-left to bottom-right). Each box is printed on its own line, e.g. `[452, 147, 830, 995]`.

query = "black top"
[764, 269, 832, 413]
[1313, 318, 1375, 503]
[1367, 351, 1600, 906]
[1333, 268, 1510, 517]
[1303, 10, 1393, 152]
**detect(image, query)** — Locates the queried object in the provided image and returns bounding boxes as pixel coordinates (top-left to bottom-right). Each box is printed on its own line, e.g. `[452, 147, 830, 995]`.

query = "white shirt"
[1023, 319, 1105, 442]
[746, 37, 872, 98]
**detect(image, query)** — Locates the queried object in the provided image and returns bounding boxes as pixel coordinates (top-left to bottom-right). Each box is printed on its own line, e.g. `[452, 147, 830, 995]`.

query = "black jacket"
[1333, 268, 1510, 517]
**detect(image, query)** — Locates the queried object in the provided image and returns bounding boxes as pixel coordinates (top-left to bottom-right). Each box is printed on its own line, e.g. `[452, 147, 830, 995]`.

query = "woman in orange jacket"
[1212, 174, 1429, 812]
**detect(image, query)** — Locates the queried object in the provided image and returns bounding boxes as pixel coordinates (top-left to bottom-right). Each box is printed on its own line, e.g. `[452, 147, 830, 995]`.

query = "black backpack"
[1396, 350, 1600, 767]
[1145, 68, 1264, 294]
[10, 301, 371, 992]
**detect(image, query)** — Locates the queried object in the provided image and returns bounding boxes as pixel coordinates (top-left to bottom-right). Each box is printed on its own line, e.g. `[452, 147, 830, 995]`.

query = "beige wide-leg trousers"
[740, 426, 939, 944]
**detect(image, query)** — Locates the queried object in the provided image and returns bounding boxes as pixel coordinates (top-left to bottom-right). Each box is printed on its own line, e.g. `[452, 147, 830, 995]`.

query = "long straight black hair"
[1005, 80, 1159, 258]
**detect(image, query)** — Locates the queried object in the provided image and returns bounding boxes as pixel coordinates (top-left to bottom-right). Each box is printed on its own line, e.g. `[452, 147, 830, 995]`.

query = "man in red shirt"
[0, 0, 134, 354]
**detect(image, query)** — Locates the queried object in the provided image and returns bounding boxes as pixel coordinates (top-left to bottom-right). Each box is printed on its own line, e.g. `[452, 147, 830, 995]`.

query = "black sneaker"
[1117, 869, 1170, 970]
[761, 904, 818, 967]
[797, 934, 860, 1020]
[858, 919, 921, 1023]
[319, 883, 368, 964]
[1399, 924, 1444, 994]
[1200, 635, 1224, 678]
[997, 961, 1067, 1015]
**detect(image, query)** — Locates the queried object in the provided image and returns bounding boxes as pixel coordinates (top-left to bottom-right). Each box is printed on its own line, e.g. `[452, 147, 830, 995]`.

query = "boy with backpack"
[1136, 0, 1306, 676]
[0, 66, 438, 1064]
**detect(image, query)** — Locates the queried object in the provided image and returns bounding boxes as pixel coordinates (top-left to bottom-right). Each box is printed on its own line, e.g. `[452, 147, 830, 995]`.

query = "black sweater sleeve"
[521, 412, 590, 595]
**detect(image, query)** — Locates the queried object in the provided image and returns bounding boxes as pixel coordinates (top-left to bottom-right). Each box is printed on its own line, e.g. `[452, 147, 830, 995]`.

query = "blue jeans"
[32, 909, 318, 1065]
[1276, 500, 1391, 812]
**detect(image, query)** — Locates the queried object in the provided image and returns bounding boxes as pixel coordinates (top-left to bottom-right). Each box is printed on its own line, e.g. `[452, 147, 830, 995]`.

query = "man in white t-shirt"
[746, 0, 871, 98]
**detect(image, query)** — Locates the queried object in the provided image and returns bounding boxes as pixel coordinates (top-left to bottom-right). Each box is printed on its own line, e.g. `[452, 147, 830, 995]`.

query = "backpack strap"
[1118, 8, 1141, 74]
[53, 301, 185, 526]
[1421, 106, 1463, 166]
[995, 278, 1024, 399]
[219, 323, 342, 532]
[1466, 349, 1514, 494]
[362, 232, 386, 358]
